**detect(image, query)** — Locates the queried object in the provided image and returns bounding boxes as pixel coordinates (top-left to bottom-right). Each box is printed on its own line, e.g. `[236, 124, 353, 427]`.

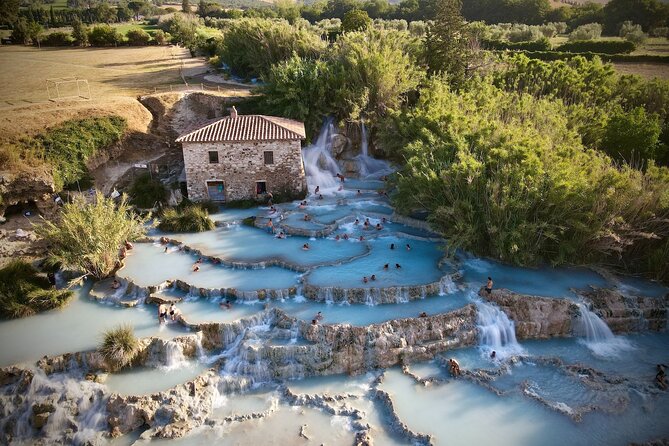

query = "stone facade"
[182, 140, 306, 202]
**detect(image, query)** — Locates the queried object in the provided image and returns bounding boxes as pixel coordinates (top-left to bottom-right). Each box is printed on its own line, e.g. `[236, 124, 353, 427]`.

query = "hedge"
[482, 38, 551, 51]
[556, 40, 636, 55]
[493, 50, 669, 64]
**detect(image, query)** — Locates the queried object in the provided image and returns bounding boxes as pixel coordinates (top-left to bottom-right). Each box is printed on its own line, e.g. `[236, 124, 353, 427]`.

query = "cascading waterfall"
[164, 340, 188, 370]
[301, 117, 341, 194]
[438, 276, 458, 295]
[575, 303, 634, 357]
[475, 298, 523, 358]
[355, 122, 394, 180]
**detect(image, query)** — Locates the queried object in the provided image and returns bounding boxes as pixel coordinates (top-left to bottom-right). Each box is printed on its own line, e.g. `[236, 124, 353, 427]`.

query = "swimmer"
[276, 231, 286, 239]
[318, 194, 324, 200]
[335, 234, 340, 241]
[357, 189, 362, 195]
[164, 246, 169, 253]
[390, 243, 395, 250]
[160, 236, 169, 244]
[302, 243, 310, 251]
[419, 311, 428, 318]
[359, 236, 365, 241]
[383, 263, 389, 270]
[370, 274, 376, 281]
[158, 304, 168, 324]
[382, 217, 387, 224]
[491, 351, 497, 359]
[219, 299, 232, 310]
[315, 186, 320, 194]
[169, 303, 178, 321]
[312, 319, 318, 325]
[354, 219, 360, 225]
[363, 276, 368, 283]
[111, 279, 121, 290]
[485, 277, 493, 294]
[395, 263, 401, 269]
[343, 234, 349, 240]
[375, 223, 382, 230]
[314, 311, 324, 321]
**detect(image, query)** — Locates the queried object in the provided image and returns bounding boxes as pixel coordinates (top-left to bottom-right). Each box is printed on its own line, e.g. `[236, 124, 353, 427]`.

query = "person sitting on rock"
[419, 312, 428, 318]
[311, 319, 318, 325]
[657, 365, 668, 390]
[449, 358, 461, 377]
[169, 303, 181, 321]
[124, 240, 134, 250]
[111, 279, 121, 290]
[485, 277, 493, 294]
[119, 247, 127, 260]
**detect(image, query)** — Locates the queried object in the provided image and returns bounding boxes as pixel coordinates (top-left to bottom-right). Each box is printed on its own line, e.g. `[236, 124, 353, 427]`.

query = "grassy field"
[0, 45, 206, 103]
[113, 23, 161, 35]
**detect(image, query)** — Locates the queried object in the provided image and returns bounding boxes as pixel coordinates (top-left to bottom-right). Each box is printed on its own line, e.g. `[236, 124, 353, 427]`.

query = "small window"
[256, 181, 267, 195]
[208, 151, 219, 164]
[263, 151, 274, 165]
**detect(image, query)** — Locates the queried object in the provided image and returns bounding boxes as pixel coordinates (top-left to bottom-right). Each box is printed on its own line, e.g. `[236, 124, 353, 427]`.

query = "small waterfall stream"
[301, 117, 340, 194]
[574, 303, 634, 357]
[475, 298, 523, 358]
[355, 122, 394, 180]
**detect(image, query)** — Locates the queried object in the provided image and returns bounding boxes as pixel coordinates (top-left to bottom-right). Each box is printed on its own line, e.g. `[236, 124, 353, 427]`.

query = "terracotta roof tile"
[176, 115, 306, 143]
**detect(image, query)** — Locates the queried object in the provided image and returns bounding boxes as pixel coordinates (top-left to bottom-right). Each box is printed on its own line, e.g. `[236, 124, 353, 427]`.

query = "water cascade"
[301, 117, 341, 194]
[475, 299, 523, 358]
[355, 122, 394, 180]
[574, 303, 634, 357]
[164, 340, 188, 370]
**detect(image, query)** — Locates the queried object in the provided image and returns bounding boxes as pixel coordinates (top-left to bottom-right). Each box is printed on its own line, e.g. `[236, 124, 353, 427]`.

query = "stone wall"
[182, 140, 306, 202]
[580, 287, 669, 333]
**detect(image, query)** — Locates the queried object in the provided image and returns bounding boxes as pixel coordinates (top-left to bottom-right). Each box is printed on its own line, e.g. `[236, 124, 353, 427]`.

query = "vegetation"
[36, 192, 150, 280]
[158, 206, 215, 233]
[128, 174, 167, 209]
[99, 324, 138, 371]
[556, 40, 636, 55]
[21, 117, 127, 191]
[0, 260, 72, 320]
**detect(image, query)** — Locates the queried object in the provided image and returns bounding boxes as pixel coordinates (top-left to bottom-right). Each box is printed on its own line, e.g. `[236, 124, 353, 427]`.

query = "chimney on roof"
[230, 106, 238, 118]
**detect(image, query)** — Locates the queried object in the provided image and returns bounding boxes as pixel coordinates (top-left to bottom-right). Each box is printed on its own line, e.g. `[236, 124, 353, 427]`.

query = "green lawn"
[113, 23, 161, 36]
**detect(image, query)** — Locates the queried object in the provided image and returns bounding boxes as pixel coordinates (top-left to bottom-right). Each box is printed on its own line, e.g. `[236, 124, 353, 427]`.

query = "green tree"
[36, 192, 151, 280]
[72, 17, 89, 46]
[126, 28, 151, 45]
[425, 0, 472, 83]
[0, 0, 20, 27]
[602, 106, 661, 163]
[602, 0, 669, 34]
[341, 9, 372, 32]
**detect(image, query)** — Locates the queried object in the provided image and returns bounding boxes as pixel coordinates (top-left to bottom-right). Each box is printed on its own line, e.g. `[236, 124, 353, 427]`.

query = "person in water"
[375, 223, 382, 230]
[315, 186, 320, 194]
[395, 263, 402, 269]
[357, 189, 362, 195]
[354, 219, 360, 225]
[363, 276, 369, 283]
[343, 233, 349, 240]
[370, 274, 376, 281]
[383, 263, 389, 270]
[490, 351, 497, 359]
[158, 304, 168, 324]
[406, 244, 411, 251]
[192, 264, 200, 272]
[311, 319, 318, 325]
[164, 246, 169, 253]
[267, 218, 274, 233]
[169, 303, 180, 321]
[448, 358, 461, 377]
[419, 311, 428, 318]
[314, 311, 324, 321]
[318, 194, 324, 200]
[657, 365, 668, 390]
[220, 299, 232, 310]
[390, 243, 395, 250]
[111, 279, 121, 290]
[359, 236, 365, 241]
[485, 277, 493, 294]
[124, 241, 134, 250]
[302, 243, 310, 250]
[335, 234, 340, 241]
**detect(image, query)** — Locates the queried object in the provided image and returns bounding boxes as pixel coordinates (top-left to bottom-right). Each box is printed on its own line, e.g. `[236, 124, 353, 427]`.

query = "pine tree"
[49, 5, 56, 27]
[425, 0, 471, 83]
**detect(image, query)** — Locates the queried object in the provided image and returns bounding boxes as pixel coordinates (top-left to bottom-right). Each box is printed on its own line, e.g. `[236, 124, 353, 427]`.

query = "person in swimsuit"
[158, 304, 168, 324]
[485, 277, 493, 294]
[302, 243, 310, 250]
[111, 279, 121, 290]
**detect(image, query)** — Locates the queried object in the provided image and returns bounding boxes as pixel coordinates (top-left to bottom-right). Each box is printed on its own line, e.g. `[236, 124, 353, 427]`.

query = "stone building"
[176, 107, 307, 202]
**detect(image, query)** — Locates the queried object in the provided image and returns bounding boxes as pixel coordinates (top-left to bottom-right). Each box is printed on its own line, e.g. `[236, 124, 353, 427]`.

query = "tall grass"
[99, 325, 138, 371]
[158, 206, 215, 233]
[0, 260, 72, 319]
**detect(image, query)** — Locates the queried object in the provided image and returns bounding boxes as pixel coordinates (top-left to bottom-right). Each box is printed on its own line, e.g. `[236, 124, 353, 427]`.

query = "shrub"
[0, 260, 72, 319]
[35, 192, 151, 280]
[342, 9, 372, 32]
[569, 23, 602, 41]
[158, 206, 215, 232]
[624, 29, 648, 45]
[42, 31, 74, 46]
[88, 24, 123, 46]
[483, 38, 551, 51]
[651, 27, 669, 38]
[126, 28, 151, 46]
[128, 174, 166, 208]
[557, 40, 636, 54]
[153, 29, 169, 45]
[99, 325, 138, 371]
[602, 106, 661, 163]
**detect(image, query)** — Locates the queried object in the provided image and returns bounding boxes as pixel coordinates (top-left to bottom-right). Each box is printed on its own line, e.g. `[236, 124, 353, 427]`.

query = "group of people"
[158, 303, 181, 324]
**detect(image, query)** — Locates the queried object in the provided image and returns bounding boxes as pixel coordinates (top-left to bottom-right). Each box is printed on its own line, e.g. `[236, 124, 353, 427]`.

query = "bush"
[126, 28, 151, 46]
[153, 29, 169, 45]
[217, 18, 326, 78]
[619, 21, 647, 44]
[0, 260, 72, 319]
[158, 206, 215, 232]
[557, 40, 636, 54]
[602, 106, 661, 163]
[88, 24, 123, 46]
[23, 116, 127, 191]
[128, 174, 166, 208]
[99, 325, 138, 371]
[42, 31, 74, 46]
[36, 192, 151, 280]
[569, 23, 602, 41]
[342, 9, 372, 32]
